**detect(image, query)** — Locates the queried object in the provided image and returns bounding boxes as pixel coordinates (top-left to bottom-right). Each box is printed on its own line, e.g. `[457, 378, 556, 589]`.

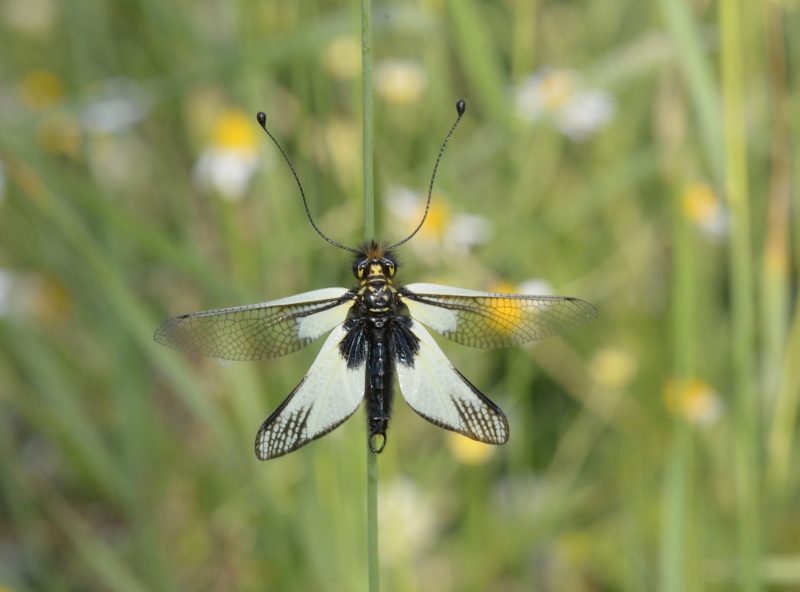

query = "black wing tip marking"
[450, 367, 510, 444]
[406, 366, 510, 445]
[415, 408, 509, 445]
[452, 400, 510, 445]
[253, 360, 365, 460]
[254, 411, 354, 461]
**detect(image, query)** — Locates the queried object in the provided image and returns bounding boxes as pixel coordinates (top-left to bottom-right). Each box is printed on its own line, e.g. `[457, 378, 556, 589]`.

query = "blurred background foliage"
[0, 0, 798, 590]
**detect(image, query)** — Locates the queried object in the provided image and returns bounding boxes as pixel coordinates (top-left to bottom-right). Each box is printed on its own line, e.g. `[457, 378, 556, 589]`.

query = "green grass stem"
[763, 0, 795, 506]
[361, 0, 375, 242]
[657, 0, 724, 185]
[720, 0, 760, 588]
[361, 1, 379, 591]
[659, 185, 697, 592]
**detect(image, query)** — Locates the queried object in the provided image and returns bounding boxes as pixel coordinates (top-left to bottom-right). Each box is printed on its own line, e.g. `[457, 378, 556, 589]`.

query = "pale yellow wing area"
[255, 324, 365, 460]
[400, 283, 596, 349]
[396, 321, 509, 444]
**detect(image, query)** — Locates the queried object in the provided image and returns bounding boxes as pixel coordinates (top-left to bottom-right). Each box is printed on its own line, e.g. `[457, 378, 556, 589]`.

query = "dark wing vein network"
[397, 321, 510, 444]
[154, 291, 354, 361]
[401, 284, 596, 349]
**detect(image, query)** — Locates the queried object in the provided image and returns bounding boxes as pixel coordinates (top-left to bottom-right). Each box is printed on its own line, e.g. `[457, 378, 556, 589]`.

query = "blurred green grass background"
[1, 0, 798, 590]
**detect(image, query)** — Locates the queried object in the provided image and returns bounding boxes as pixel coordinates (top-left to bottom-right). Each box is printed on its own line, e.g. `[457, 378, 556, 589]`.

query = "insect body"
[154, 101, 596, 460]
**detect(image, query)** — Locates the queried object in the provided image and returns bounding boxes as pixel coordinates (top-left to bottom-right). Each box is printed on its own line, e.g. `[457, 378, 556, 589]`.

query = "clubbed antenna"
[387, 100, 466, 252]
[256, 112, 358, 254]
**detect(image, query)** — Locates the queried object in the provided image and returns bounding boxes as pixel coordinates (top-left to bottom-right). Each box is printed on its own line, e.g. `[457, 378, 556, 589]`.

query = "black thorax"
[338, 273, 419, 453]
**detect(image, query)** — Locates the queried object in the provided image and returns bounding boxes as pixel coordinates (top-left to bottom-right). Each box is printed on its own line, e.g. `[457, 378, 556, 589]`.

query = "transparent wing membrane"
[401, 283, 596, 349]
[153, 288, 355, 361]
[396, 321, 509, 444]
[255, 324, 365, 460]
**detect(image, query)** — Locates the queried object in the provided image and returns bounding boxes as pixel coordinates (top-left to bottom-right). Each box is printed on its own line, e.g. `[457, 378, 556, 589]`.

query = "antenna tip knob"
[256, 112, 267, 126]
[456, 100, 466, 115]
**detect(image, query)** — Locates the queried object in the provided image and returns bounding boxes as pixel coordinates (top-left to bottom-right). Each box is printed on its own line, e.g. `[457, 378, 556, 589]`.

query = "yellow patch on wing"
[482, 296, 529, 336]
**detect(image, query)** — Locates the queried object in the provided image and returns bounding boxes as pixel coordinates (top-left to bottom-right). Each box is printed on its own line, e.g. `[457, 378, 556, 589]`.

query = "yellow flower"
[415, 200, 450, 241]
[2, 0, 59, 36]
[664, 378, 723, 425]
[81, 78, 149, 134]
[193, 109, 260, 201]
[375, 59, 428, 105]
[514, 69, 616, 141]
[446, 431, 495, 464]
[37, 113, 82, 158]
[0, 269, 71, 323]
[386, 187, 491, 261]
[18, 69, 64, 111]
[32, 275, 72, 324]
[537, 70, 577, 109]
[379, 479, 438, 565]
[212, 109, 259, 152]
[321, 36, 361, 80]
[321, 117, 361, 193]
[682, 181, 728, 237]
[590, 347, 638, 390]
[487, 280, 517, 295]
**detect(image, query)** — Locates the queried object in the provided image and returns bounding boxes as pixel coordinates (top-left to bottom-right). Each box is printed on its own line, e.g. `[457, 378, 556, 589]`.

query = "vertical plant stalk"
[510, 0, 537, 83]
[656, 0, 724, 184]
[659, 194, 696, 592]
[361, 1, 379, 591]
[362, 0, 375, 241]
[763, 0, 795, 502]
[654, 1, 717, 585]
[720, 0, 760, 589]
[367, 442, 379, 592]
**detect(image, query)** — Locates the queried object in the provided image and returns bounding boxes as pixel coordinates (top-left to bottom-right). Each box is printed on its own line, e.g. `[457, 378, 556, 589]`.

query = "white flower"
[193, 149, 258, 202]
[513, 69, 616, 141]
[375, 59, 428, 105]
[81, 78, 150, 134]
[386, 186, 492, 261]
[555, 90, 616, 140]
[590, 347, 638, 390]
[517, 278, 555, 296]
[2, 0, 59, 37]
[664, 378, 724, 426]
[379, 478, 439, 565]
[0, 269, 71, 322]
[192, 109, 260, 202]
[682, 181, 728, 239]
[321, 36, 361, 80]
[79, 81, 152, 194]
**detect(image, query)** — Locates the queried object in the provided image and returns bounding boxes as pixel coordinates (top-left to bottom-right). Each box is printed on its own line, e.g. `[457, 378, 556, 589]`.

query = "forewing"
[255, 324, 366, 460]
[154, 288, 355, 361]
[400, 283, 596, 349]
[396, 321, 509, 444]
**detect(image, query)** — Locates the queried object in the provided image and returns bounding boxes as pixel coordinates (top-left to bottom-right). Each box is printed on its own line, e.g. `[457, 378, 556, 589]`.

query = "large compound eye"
[382, 258, 396, 277]
[353, 257, 370, 279]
